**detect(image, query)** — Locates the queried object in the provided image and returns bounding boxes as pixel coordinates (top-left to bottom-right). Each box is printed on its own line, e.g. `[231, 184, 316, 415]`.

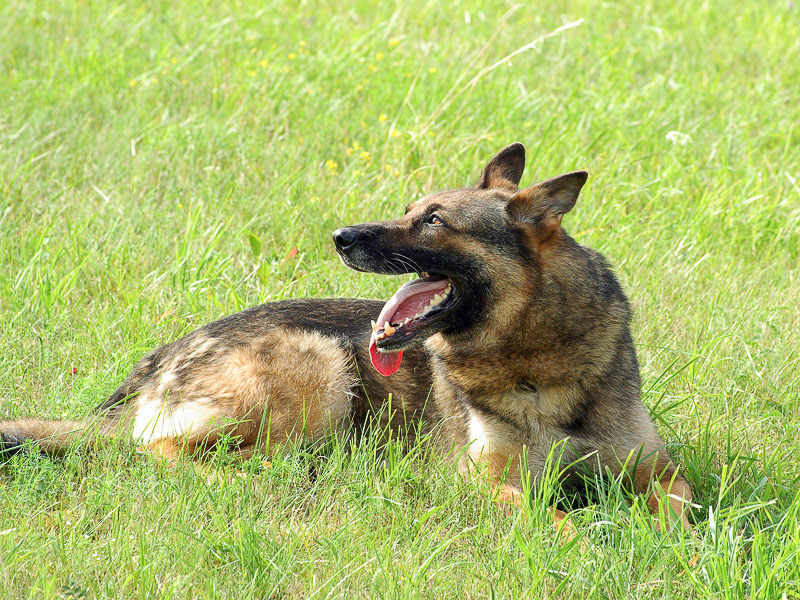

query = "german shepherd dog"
[0, 143, 692, 528]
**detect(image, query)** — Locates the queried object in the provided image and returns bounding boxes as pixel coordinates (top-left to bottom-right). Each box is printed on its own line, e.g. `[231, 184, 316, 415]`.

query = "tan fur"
[0, 418, 113, 456]
[634, 453, 693, 530]
[132, 329, 355, 457]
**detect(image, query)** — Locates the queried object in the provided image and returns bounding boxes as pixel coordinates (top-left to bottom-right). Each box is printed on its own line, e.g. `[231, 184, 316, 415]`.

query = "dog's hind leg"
[133, 329, 357, 460]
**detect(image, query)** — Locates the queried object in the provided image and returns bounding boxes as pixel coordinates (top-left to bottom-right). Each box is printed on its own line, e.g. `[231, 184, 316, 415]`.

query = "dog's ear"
[475, 143, 526, 191]
[507, 170, 588, 235]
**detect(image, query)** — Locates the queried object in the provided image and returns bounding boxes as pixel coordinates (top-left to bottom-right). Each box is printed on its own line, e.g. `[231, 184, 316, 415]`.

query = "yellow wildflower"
[360, 151, 371, 162]
[248, 70, 256, 77]
[368, 64, 378, 73]
[288, 52, 297, 60]
[345, 148, 354, 157]
[325, 160, 338, 172]
[376, 52, 384, 60]
[259, 59, 268, 67]
[128, 79, 137, 87]
[429, 67, 437, 74]
[250, 47, 258, 54]
[388, 39, 400, 47]
[378, 114, 388, 122]
[300, 40, 307, 47]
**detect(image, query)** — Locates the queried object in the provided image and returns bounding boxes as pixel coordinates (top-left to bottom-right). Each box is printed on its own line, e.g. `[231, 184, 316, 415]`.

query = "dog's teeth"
[371, 320, 377, 332]
[384, 324, 396, 336]
[430, 294, 442, 306]
[403, 317, 410, 324]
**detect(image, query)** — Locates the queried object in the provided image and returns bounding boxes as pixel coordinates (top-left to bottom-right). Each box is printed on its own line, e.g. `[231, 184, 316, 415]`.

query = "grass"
[1, 0, 799, 597]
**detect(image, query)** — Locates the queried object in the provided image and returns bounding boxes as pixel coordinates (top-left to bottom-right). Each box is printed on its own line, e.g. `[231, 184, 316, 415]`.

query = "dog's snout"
[332, 227, 363, 252]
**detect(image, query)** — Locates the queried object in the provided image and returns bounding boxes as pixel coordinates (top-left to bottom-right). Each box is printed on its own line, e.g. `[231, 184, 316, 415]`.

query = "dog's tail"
[0, 416, 118, 457]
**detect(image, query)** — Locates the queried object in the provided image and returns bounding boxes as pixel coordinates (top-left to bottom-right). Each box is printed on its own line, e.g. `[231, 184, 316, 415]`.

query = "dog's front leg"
[482, 460, 573, 538]
[465, 449, 525, 513]
[462, 413, 568, 522]
[632, 452, 694, 532]
[462, 411, 522, 499]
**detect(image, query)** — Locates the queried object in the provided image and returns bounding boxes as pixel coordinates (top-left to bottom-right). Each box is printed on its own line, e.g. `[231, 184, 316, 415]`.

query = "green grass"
[1, 0, 799, 597]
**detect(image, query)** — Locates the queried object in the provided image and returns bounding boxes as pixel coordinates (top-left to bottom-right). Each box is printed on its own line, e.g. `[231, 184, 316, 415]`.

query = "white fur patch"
[468, 408, 491, 462]
[133, 394, 217, 445]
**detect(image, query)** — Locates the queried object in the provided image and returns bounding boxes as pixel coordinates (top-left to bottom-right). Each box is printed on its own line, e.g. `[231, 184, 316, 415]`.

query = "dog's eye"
[427, 214, 443, 226]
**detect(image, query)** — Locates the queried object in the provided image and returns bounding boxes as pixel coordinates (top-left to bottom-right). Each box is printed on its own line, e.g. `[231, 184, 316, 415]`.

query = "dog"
[0, 143, 692, 528]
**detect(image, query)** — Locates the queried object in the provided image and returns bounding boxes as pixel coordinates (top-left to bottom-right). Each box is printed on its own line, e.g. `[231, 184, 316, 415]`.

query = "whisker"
[390, 252, 424, 275]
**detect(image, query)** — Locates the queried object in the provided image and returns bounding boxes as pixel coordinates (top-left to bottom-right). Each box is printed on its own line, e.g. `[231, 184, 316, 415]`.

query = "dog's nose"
[332, 227, 362, 252]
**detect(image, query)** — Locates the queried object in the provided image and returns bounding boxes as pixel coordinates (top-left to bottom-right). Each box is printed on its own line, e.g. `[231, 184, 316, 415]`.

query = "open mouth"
[369, 273, 458, 376]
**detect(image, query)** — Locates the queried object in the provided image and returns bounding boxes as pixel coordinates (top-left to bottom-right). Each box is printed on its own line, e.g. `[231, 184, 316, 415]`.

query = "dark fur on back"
[97, 299, 436, 440]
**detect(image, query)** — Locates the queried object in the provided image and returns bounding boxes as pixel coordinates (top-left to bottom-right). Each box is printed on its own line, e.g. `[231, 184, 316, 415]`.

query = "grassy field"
[1, 0, 799, 597]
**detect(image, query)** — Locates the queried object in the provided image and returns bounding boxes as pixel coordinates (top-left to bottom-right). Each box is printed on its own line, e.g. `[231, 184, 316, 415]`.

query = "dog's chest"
[464, 384, 546, 453]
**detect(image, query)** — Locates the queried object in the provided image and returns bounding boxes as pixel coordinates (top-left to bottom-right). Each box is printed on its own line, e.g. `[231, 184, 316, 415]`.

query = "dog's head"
[333, 143, 588, 376]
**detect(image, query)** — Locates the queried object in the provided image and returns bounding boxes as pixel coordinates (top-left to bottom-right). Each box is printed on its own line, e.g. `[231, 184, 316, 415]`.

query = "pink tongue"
[368, 276, 451, 377]
[369, 338, 403, 376]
